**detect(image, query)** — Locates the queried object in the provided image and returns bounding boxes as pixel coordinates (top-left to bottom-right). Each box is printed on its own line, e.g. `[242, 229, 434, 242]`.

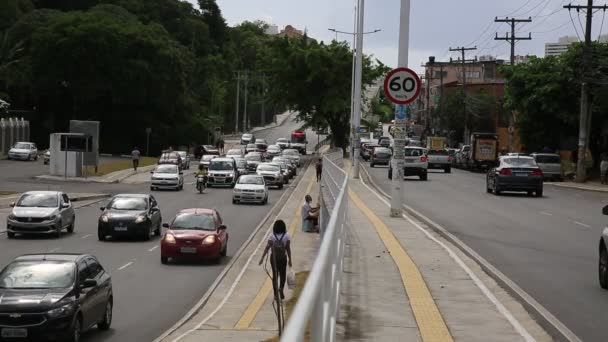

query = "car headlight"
[202, 235, 216, 245]
[8, 214, 16, 220]
[135, 215, 147, 224]
[233, 188, 241, 193]
[256, 190, 264, 193]
[101, 215, 109, 223]
[164, 234, 176, 244]
[45, 215, 57, 221]
[47, 302, 77, 318]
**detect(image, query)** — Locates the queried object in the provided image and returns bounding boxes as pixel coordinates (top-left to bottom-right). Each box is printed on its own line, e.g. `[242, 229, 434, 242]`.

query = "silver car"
[531, 153, 563, 181]
[6, 191, 76, 238]
[266, 145, 282, 158]
[233, 175, 269, 204]
[207, 158, 238, 187]
[256, 163, 284, 189]
[150, 164, 184, 191]
[276, 138, 290, 150]
[176, 151, 190, 170]
[388, 147, 429, 181]
[226, 149, 243, 159]
[8, 142, 38, 161]
[282, 149, 301, 167]
[199, 154, 217, 168]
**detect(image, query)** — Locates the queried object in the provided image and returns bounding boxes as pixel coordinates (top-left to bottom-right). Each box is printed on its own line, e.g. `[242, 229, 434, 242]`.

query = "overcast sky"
[198, 0, 606, 72]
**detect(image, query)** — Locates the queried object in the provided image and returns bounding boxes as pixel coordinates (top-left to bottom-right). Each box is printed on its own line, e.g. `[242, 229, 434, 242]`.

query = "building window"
[460, 71, 480, 79]
[433, 71, 447, 79]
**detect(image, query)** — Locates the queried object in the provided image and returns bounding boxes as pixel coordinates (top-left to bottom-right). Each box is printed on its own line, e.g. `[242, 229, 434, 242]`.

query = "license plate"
[216, 178, 225, 182]
[2, 328, 27, 338]
[515, 173, 528, 177]
[180, 247, 197, 254]
[243, 194, 254, 198]
[114, 226, 128, 231]
[161, 181, 168, 184]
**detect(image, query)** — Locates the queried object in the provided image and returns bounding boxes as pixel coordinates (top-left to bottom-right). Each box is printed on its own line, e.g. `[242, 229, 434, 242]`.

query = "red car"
[160, 208, 228, 264]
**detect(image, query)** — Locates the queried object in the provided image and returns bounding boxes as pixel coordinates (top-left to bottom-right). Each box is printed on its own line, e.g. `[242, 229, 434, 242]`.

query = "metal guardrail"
[281, 151, 348, 342]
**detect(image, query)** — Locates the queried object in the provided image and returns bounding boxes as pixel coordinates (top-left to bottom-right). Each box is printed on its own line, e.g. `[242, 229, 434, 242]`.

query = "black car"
[98, 194, 162, 241]
[486, 156, 544, 197]
[378, 137, 391, 148]
[370, 147, 392, 167]
[0, 254, 112, 342]
[194, 145, 219, 159]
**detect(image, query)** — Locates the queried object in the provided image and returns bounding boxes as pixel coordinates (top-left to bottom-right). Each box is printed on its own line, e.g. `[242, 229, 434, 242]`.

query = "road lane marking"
[234, 172, 315, 330]
[574, 221, 591, 229]
[540, 211, 553, 216]
[349, 188, 454, 342]
[118, 261, 134, 270]
[81, 234, 92, 239]
[148, 246, 159, 252]
[359, 166, 535, 342]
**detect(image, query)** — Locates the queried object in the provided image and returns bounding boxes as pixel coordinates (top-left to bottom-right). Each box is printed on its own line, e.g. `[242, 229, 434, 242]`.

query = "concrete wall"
[0, 118, 31, 157]
[49, 133, 82, 177]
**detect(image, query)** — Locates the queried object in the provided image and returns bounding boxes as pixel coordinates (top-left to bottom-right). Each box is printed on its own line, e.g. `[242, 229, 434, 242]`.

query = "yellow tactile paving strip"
[349, 188, 454, 342]
[234, 171, 316, 330]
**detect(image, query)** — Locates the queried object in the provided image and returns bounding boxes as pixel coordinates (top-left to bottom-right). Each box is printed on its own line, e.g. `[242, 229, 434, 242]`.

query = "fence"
[281, 149, 348, 342]
[0, 118, 30, 157]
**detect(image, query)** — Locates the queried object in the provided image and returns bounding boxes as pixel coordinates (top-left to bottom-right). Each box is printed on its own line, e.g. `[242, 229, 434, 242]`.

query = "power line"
[504, 0, 537, 17]
[569, 9, 583, 40]
[531, 20, 572, 34]
[599, 8, 607, 39]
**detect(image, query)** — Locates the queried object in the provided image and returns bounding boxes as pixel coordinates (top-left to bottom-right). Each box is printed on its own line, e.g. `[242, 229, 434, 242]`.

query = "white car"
[240, 133, 254, 145]
[6, 191, 75, 238]
[43, 150, 51, 165]
[199, 154, 216, 168]
[226, 148, 243, 159]
[276, 138, 290, 149]
[256, 163, 284, 189]
[176, 151, 190, 169]
[388, 147, 429, 181]
[282, 149, 302, 167]
[150, 164, 184, 191]
[8, 142, 38, 161]
[233, 175, 268, 205]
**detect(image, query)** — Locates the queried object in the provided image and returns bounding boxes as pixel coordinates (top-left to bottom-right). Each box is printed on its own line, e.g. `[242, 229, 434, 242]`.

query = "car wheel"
[536, 189, 543, 197]
[98, 299, 113, 330]
[278, 183, 284, 190]
[486, 179, 492, 193]
[154, 222, 161, 236]
[54, 224, 61, 238]
[445, 167, 451, 174]
[161, 256, 168, 264]
[220, 243, 227, 257]
[142, 228, 151, 241]
[34, 154, 38, 161]
[7, 231, 15, 239]
[150, 186, 155, 191]
[98, 231, 105, 241]
[600, 247, 608, 289]
[70, 317, 82, 342]
[370, 163, 375, 168]
[493, 181, 501, 195]
[67, 218, 75, 233]
[420, 173, 428, 181]
[388, 168, 392, 180]
[232, 199, 238, 204]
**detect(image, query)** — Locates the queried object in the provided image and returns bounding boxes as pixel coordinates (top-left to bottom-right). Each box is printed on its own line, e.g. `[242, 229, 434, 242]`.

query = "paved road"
[0, 119, 321, 342]
[363, 161, 608, 341]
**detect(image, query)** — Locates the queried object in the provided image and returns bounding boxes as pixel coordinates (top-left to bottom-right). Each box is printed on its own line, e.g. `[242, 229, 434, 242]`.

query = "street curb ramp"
[359, 164, 582, 342]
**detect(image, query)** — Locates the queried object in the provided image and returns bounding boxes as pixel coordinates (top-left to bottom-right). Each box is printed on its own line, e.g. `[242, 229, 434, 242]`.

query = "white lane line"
[148, 246, 159, 252]
[81, 234, 92, 239]
[540, 211, 553, 216]
[48, 247, 61, 253]
[185, 182, 195, 185]
[118, 261, 134, 271]
[574, 221, 591, 229]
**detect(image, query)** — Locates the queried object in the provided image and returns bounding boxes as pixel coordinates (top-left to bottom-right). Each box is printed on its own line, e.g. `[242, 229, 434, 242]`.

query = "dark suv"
[0, 254, 113, 342]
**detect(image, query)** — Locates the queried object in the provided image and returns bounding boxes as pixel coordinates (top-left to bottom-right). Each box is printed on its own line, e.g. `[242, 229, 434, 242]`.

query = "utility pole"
[234, 71, 241, 134]
[352, 0, 365, 179]
[261, 72, 266, 126]
[564, 0, 608, 182]
[243, 72, 249, 132]
[449, 46, 477, 144]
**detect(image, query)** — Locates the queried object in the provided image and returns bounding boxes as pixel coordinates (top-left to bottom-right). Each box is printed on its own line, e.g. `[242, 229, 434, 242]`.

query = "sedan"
[486, 156, 543, 197]
[160, 209, 229, 264]
[150, 164, 184, 191]
[241, 133, 254, 145]
[272, 157, 294, 180]
[6, 191, 75, 239]
[245, 144, 258, 154]
[245, 152, 262, 173]
[7, 142, 38, 161]
[0, 254, 112, 342]
[233, 175, 268, 204]
[370, 147, 392, 167]
[266, 145, 282, 159]
[98, 194, 162, 241]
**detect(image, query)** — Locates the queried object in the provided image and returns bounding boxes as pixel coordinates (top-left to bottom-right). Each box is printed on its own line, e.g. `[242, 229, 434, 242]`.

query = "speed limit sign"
[383, 67, 421, 105]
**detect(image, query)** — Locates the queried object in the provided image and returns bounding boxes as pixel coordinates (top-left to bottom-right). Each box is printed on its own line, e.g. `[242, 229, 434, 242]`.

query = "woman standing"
[259, 220, 292, 300]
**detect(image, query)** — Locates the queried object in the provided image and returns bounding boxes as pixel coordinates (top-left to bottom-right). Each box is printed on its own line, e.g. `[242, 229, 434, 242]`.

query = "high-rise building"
[544, 36, 579, 57]
[264, 24, 279, 35]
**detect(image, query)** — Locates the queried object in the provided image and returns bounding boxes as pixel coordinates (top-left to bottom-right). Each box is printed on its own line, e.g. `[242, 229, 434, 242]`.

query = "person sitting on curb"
[301, 194, 319, 233]
[259, 219, 292, 300]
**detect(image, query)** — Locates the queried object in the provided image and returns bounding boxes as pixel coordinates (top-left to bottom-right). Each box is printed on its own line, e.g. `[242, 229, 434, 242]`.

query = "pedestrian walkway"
[157, 165, 321, 342]
[339, 175, 551, 342]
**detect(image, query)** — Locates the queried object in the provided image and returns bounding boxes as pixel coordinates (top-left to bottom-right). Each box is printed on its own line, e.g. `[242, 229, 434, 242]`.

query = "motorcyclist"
[194, 164, 208, 188]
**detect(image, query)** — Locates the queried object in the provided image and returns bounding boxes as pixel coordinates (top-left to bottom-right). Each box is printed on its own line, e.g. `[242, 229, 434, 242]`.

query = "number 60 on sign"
[383, 67, 421, 105]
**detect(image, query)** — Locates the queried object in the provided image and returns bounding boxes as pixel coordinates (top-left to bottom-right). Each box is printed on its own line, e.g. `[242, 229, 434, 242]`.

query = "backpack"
[272, 233, 287, 261]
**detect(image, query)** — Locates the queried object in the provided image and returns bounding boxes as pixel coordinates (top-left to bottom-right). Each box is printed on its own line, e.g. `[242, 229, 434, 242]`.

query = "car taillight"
[499, 168, 512, 176]
[448, 156, 453, 162]
[531, 169, 543, 176]
[420, 156, 428, 162]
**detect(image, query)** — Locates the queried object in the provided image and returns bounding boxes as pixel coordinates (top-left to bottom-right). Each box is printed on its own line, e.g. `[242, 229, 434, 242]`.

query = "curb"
[546, 182, 608, 193]
[359, 164, 581, 342]
[152, 158, 313, 342]
[0, 193, 111, 209]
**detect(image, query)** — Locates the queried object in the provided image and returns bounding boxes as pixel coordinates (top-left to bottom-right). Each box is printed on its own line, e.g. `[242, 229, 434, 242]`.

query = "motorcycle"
[196, 175, 207, 193]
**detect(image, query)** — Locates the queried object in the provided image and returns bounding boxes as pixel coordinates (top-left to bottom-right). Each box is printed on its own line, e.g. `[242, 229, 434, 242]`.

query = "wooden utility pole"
[243, 72, 249, 132]
[564, 1, 608, 182]
[449, 46, 477, 144]
[234, 71, 241, 134]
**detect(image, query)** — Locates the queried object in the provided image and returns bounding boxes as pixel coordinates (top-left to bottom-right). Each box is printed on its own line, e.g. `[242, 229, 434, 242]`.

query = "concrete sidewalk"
[156, 165, 321, 342]
[34, 164, 157, 184]
[341, 177, 552, 342]
[546, 180, 608, 193]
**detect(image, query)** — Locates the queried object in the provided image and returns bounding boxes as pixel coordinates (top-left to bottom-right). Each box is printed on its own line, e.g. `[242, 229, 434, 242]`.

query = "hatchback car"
[98, 194, 162, 241]
[388, 147, 428, 181]
[245, 144, 258, 154]
[266, 145, 282, 158]
[0, 254, 112, 342]
[6, 191, 75, 239]
[150, 164, 184, 191]
[486, 156, 543, 196]
[8, 142, 38, 161]
[370, 147, 392, 167]
[160, 209, 229, 264]
[282, 149, 301, 167]
[256, 163, 284, 189]
[276, 138, 290, 149]
[207, 158, 238, 187]
[233, 175, 268, 204]
[530, 153, 563, 181]
[245, 152, 263, 173]
[273, 157, 294, 179]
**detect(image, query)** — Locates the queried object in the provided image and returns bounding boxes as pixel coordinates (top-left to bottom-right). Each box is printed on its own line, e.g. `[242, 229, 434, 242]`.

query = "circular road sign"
[383, 67, 422, 105]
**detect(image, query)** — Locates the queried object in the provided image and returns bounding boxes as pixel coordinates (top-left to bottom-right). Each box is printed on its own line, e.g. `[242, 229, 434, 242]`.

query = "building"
[278, 25, 304, 38]
[264, 24, 279, 35]
[544, 36, 579, 57]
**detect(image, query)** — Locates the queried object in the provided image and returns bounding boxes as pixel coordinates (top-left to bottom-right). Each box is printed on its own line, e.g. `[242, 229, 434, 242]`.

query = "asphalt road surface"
[0, 118, 321, 342]
[363, 161, 608, 341]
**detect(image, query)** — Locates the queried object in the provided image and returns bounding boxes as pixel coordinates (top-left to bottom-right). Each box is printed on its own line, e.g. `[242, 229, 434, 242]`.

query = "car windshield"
[210, 161, 234, 170]
[245, 154, 262, 161]
[227, 149, 241, 155]
[277, 138, 287, 143]
[203, 145, 215, 149]
[428, 149, 449, 155]
[283, 150, 298, 156]
[374, 148, 392, 155]
[13, 143, 31, 149]
[404, 149, 424, 157]
[535, 155, 561, 164]
[235, 159, 247, 168]
[108, 197, 147, 210]
[239, 176, 264, 185]
[247, 144, 256, 149]
[503, 158, 537, 167]
[172, 214, 215, 231]
[177, 152, 187, 158]
[258, 165, 280, 172]
[155, 165, 178, 173]
[268, 146, 280, 151]
[0, 261, 75, 289]
[17, 193, 58, 208]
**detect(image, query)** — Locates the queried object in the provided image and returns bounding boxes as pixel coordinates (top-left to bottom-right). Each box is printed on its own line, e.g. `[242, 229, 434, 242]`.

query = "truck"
[426, 136, 446, 150]
[290, 130, 307, 155]
[467, 132, 498, 170]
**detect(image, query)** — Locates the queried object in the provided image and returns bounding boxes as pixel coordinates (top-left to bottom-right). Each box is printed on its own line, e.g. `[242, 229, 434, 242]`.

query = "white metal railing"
[281, 152, 348, 342]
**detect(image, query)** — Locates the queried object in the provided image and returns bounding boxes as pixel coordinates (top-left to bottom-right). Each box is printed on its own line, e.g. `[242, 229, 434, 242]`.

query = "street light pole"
[352, 0, 365, 179]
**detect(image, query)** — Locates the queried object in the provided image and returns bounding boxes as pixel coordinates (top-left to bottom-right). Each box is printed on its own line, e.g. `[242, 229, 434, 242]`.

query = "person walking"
[131, 147, 141, 171]
[315, 158, 322, 182]
[259, 220, 292, 300]
[219, 138, 225, 155]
